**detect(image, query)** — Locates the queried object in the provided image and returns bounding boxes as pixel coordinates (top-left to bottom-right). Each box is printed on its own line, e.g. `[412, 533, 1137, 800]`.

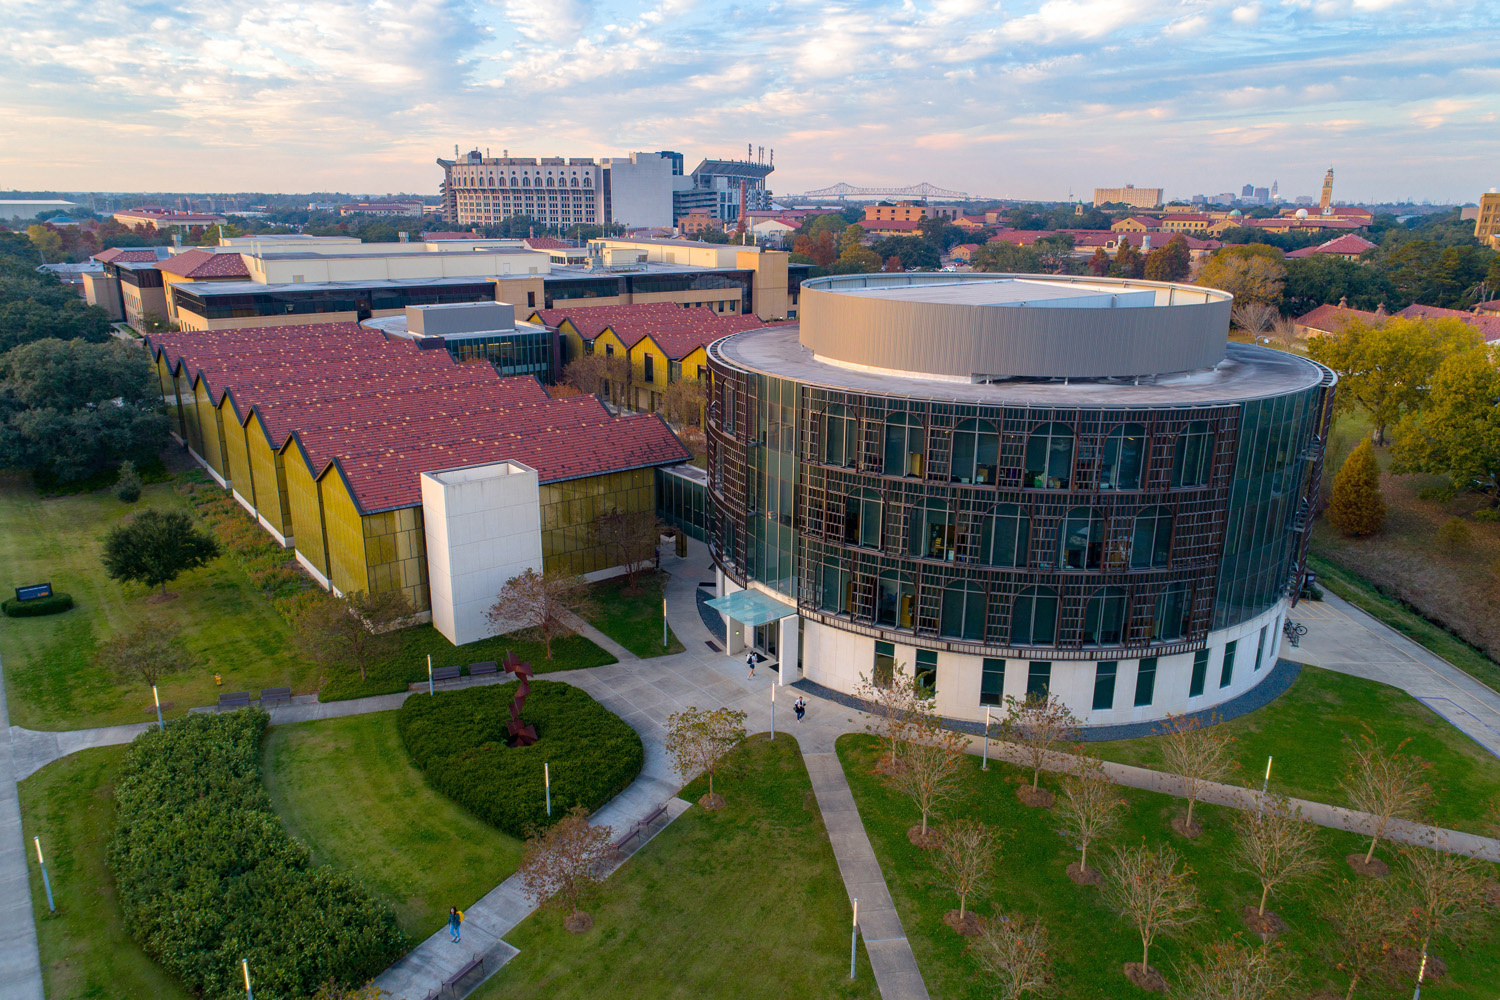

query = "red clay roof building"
[1396, 304, 1500, 343]
[156, 248, 251, 279]
[1285, 234, 1377, 260]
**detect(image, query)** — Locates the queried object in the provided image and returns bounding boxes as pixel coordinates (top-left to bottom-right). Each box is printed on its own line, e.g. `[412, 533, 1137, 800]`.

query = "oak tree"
[1390, 347, 1500, 503]
[297, 588, 414, 681]
[101, 508, 220, 596]
[1195, 244, 1286, 305]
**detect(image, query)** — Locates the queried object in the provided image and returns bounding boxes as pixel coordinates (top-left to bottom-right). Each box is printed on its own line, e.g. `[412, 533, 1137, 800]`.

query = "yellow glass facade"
[361, 506, 429, 611]
[247, 413, 293, 539]
[219, 397, 255, 501]
[284, 443, 329, 579]
[192, 379, 227, 479]
[539, 468, 656, 575]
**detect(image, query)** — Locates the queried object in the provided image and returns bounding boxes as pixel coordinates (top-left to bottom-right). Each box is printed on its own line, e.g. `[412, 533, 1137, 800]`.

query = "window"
[1130, 506, 1173, 569]
[915, 650, 937, 699]
[1153, 582, 1190, 641]
[1084, 587, 1127, 645]
[1011, 586, 1058, 646]
[824, 405, 858, 467]
[723, 384, 736, 434]
[876, 571, 914, 629]
[1190, 649, 1209, 697]
[1100, 424, 1145, 489]
[980, 504, 1029, 567]
[644, 354, 655, 382]
[1092, 661, 1118, 711]
[1026, 662, 1052, 699]
[1024, 422, 1074, 489]
[844, 489, 882, 549]
[527, 291, 535, 308]
[874, 640, 895, 688]
[1171, 421, 1214, 487]
[669, 361, 682, 383]
[950, 418, 999, 484]
[883, 412, 924, 477]
[1059, 506, 1104, 570]
[1254, 625, 1268, 671]
[1220, 639, 1237, 688]
[1134, 657, 1158, 707]
[980, 658, 1005, 706]
[909, 498, 955, 560]
[940, 581, 987, 641]
[605, 343, 614, 356]
[820, 562, 851, 614]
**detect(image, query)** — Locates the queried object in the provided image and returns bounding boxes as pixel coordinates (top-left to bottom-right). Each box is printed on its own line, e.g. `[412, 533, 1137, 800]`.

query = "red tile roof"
[1294, 303, 1381, 332]
[94, 247, 168, 263]
[985, 230, 1055, 246]
[143, 323, 689, 512]
[1396, 304, 1500, 342]
[156, 248, 250, 278]
[529, 302, 789, 359]
[422, 231, 481, 241]
[1071, 231, 1219, 251]
[1476, 298, 1500, 313]
[1285, 234, 1377, 259]
[522, 237, 575, 250]
[864, 219, 924, 232]
[1115, 216, 1161, 228]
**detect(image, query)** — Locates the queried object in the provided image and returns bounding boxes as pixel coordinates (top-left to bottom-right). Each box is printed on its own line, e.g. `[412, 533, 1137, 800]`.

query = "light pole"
[981, 706, 991, 770]
[1259, 755, 1274, 815]
[663, 597, 668, 649]
[33, 838, 55, 914]
[770, 683, 775, 741]
[152, 685, 165, 731]
[545, 762, 552, 817]
[850, 897, 859, 979]
[427, 654, 434, 696]
[1412, 950, 1427, 1000]
[242, 958, 253, 1000]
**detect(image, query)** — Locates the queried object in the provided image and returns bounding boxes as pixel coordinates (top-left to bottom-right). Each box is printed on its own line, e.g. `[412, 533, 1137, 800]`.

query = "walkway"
[0, 653, 44, 1000]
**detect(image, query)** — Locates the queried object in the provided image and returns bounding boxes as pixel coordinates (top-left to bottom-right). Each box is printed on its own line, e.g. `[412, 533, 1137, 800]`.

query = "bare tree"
[517, 805, 616, 932]
[1056, 753, 1127, 884]
[94, 620, 188, 690]
[1230, 301, 1277, 342]
[486, 567, 595, 659]
[997, 693, 1078, 805]
[1158, 713, 1237, 837]
[296, 588, 414, 681]
[1339, 732, 1432, 871]
[855, 660, 922, 772]
[1100, 844, 1200, 989]
[931, 819, 998, 926]
[664, 706, 747, 808]
[1169, 940, 1298, 1000]
[1322, 879, 1405, 1000]
[659, 375, 707, 428]
[1270, 315, 1299, 351]
[1228, 793, 1326, 928]
[589, 507, 661, 590]
[1398, 843, 1489, 962]
[970, 913, 1053, 1000]
[562, 351, 629, 404]
[891, 702, 970, 842]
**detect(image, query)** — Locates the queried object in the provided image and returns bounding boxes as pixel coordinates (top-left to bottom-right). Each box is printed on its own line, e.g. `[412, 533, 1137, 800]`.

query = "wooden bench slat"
[431, 665, 462, 681]
[468, 661, 498, 675]
[442, 954, 484, 987]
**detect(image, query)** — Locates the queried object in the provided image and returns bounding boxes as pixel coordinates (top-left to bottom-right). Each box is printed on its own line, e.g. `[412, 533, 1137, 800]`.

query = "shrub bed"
[1, 592, 73, 617]
[398, 680, 643, 837]
[109, 711, 408, 999]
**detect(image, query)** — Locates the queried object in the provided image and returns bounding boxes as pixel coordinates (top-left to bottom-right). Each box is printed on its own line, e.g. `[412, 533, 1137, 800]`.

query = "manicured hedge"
[109, 711, 408, 1000]
[398, 680, 643, 837]
[1, 593, 73, 617]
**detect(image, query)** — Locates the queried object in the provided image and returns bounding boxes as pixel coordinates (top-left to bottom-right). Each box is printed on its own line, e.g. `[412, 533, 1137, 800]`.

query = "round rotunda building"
[704, 272, 1335, 727]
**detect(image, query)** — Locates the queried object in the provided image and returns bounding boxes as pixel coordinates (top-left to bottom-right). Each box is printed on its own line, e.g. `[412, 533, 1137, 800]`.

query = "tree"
[1326, 440, 1386, 536]
[1307, 317, 1479, 445]
[971, 240, 1044, 274]
[101, 509, 220, 596]
[1229, 301, 1277, 341]
[1109, 240, 1144, 279]
[855, 660, 922, 770]
[561, 351, 628, 404]
[517, 805, 616, 930]
[1056, 753, 1126, 882]
[1390, 347, 1500, 503]
[931, 818, 997, 923]
[1228, 794, 1325, 923]
[1398, 844, 1489, 962]
[1158, 713, 1237, 837]
[809, 230, 837, 267]
[1087, 247, 1110, 276]
[659, 374, 706, 428]
[1339, 733, 1432, 870]
[1169, 940, 1298, 1000]
[1143, 235, 1192, 282]
[1269, 315, 1299, 350]
[1283, 254, 1399, 316]
[1322, 878, 1404, 1000]
[1195, 245, 1287, 305]
[589, 507, 659, 589]
[115, 460, 142, 503]
[971, 913, 1053, 999]
[297, 588, 413, 681]
[0, 338, 170, 484]
[1033, 234, 1075, 272]
[485, 567, 594, 659]
[1100, 844, 1200, 987]
[997, 693, 1079, 802]
[890, 702, 970, 840]
[664, 706, 746, 807]
[95, 621, 188, 690]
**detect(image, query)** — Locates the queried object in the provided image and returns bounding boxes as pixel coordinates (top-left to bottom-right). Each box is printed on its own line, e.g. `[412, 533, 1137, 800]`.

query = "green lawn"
[17, 746, 194, 1000]
[262, 711, 523, 939]
[1094, 665, 1500, 834]
[474, 734, 879, 1000]
[837, 733, 1500, 1000]
[582, 570, 684, 658]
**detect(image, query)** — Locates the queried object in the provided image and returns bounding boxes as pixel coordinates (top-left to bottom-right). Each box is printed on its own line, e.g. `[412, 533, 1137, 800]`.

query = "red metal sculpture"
[503, 650, 538, 746]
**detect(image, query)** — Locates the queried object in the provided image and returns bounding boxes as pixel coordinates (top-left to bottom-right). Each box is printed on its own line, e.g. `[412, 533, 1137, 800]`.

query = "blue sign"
[15, 583, 52, 602]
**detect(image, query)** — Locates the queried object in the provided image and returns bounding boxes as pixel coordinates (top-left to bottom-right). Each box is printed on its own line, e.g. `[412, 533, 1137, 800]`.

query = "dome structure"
[1295, 208, 1309, 219]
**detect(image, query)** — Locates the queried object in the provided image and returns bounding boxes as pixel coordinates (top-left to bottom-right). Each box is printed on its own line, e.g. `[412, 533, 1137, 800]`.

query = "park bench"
[217, 691, 251, 712]
[613, 826, 641, 851]
[468, 660, 498, 678]
[432, 665, 463, 683]
[259, 686, 292, 705]
[641, 801, 669, 827]
[442, 953, 485, 997]
[613, 802, 671, 851]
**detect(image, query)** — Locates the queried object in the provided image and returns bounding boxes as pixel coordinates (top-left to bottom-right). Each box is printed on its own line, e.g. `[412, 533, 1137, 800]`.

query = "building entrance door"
[753, 621, 779, 670]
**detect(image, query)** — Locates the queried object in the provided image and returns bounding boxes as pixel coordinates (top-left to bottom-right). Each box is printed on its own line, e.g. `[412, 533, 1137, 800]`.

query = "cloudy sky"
[1, 0, 1495, 202]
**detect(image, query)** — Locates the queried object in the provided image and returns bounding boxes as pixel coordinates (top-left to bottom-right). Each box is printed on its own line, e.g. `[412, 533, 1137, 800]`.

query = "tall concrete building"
[1092, 185, 1163, 209]
[676, 158, 775, 223]
[600, 152, 677, 229]
[1473, 191, 1500, 246]
[1320, 168, 1335, 215]
[436, 150, 602, 229]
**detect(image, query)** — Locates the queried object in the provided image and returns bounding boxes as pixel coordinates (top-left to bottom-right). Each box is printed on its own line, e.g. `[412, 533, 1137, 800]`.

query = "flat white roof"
[839, 278, 1165, 310]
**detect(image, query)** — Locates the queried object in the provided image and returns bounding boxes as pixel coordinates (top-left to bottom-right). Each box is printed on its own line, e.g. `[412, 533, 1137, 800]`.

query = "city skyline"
[1, 0, 1496, 202]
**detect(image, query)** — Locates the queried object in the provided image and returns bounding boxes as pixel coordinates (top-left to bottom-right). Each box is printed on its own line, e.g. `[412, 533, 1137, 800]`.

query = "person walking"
[794, 696, 806, 722]
[746, 649, 757, 679]
[449, 906, 463, 943]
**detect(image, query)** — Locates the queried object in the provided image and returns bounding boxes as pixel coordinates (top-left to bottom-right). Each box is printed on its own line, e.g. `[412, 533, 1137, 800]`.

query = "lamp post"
[242, 958, 253, 1000]
[770, 683, 775, 741]
[33, 838, 54, 914]
[850, 897, 859, 979]
[427, 654, 434, 696]
[545, 762, 552, 817]
[1412, 950, 1427, 1000]
[1259, 756, 1274, 815]
[663, 597, 668, 649]
[982, 706, 991, 770]
[152, 684, 165, 731]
